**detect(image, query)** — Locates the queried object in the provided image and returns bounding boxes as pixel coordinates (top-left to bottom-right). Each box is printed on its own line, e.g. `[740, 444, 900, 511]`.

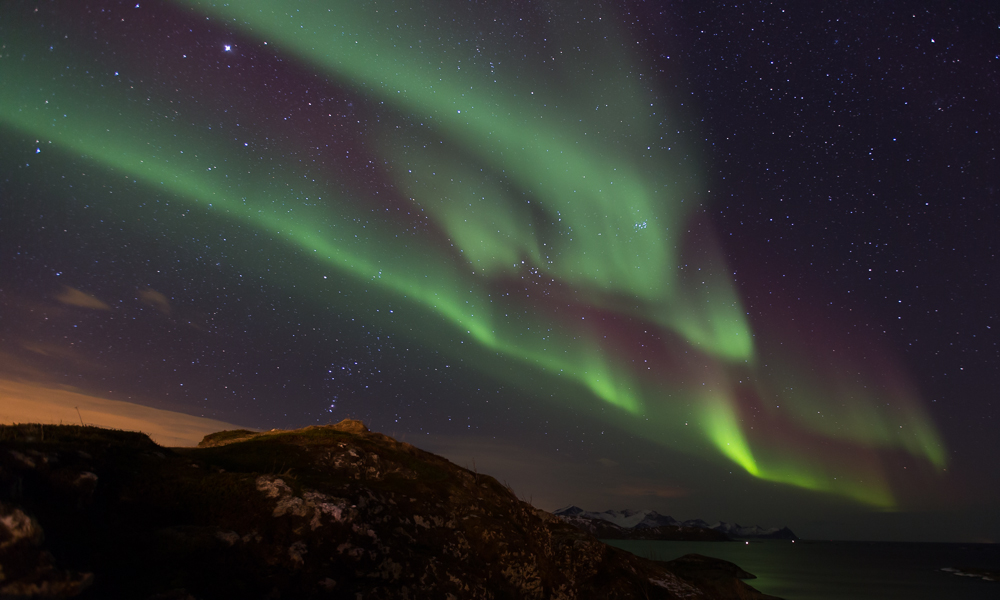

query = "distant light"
[224, 45, 232, 52]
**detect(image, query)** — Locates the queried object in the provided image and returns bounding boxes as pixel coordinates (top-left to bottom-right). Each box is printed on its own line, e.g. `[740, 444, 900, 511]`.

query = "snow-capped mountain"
[554, 506, 798, 540]
[709, 522, 799, 540]
[554, 506, 680, 529]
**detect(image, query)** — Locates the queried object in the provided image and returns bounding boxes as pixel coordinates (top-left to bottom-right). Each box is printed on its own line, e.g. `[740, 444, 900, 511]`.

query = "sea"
[604, 539, 1000, 600]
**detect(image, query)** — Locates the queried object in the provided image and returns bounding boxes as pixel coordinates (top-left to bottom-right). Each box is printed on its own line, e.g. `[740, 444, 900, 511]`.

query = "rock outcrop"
[0, 421, 779, 599]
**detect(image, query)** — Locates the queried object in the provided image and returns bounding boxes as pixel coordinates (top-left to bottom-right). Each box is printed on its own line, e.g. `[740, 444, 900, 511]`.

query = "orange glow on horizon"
[0, 379, 252, 447]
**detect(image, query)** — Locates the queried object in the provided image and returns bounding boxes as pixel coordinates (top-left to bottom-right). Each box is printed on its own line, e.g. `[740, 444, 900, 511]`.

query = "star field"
[1, 0, 997, 541]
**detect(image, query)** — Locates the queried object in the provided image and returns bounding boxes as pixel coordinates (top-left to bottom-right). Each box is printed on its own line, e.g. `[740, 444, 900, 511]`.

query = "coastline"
[605, 539, 1000, 600]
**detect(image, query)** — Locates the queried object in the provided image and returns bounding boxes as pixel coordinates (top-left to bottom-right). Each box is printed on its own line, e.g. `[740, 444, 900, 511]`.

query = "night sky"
[1, 0, 997, 543]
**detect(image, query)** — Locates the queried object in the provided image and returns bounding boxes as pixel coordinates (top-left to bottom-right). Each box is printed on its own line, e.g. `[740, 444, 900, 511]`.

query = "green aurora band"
[0, 0, 945, 507]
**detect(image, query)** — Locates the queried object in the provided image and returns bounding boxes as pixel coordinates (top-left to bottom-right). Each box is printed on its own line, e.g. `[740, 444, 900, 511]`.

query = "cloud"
[138, 288, 172, 315]
[54, 286, 110, 310]
[16, 342, 103, 372]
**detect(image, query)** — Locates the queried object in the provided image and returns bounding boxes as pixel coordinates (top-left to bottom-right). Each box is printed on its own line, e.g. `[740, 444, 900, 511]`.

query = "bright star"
[224, 45, 232, 52]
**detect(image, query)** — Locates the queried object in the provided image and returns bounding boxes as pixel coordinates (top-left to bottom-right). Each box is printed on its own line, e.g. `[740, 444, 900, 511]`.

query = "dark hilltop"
[0, 421, 779, 599]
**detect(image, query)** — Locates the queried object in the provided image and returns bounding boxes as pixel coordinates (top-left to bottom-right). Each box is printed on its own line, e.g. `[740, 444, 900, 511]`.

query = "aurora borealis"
[2, 1, 998, 541]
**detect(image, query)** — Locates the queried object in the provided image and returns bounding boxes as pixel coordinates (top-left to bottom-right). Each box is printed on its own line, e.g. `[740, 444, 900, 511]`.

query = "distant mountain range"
[554, 506, 798, 541]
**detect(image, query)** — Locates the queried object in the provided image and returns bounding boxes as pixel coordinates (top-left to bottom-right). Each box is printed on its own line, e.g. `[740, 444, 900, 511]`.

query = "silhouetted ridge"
[0, 422, 781, 599]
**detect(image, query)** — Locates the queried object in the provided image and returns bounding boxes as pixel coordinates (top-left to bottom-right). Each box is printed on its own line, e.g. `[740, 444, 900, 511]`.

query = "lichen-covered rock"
[0, 422, 780, 599]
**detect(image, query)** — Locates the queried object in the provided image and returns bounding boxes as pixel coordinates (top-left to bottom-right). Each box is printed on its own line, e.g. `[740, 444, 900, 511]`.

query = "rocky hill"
[0, 421, 780, 599]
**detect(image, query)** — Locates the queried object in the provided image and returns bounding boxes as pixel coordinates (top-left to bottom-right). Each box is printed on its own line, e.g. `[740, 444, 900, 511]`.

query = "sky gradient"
[1, 0, 997, 542]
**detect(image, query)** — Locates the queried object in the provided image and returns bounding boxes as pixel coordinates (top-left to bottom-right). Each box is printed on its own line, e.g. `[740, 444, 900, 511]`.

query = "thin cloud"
[55, 286, 110, 310]
[138, 288, 172, 315]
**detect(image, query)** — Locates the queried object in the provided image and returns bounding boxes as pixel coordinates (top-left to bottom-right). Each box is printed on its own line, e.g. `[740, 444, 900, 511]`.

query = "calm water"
[604, 539, 1000, 600]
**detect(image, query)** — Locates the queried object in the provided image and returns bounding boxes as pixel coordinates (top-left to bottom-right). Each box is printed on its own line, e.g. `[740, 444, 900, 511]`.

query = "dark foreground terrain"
[0, 421, 779, 599]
